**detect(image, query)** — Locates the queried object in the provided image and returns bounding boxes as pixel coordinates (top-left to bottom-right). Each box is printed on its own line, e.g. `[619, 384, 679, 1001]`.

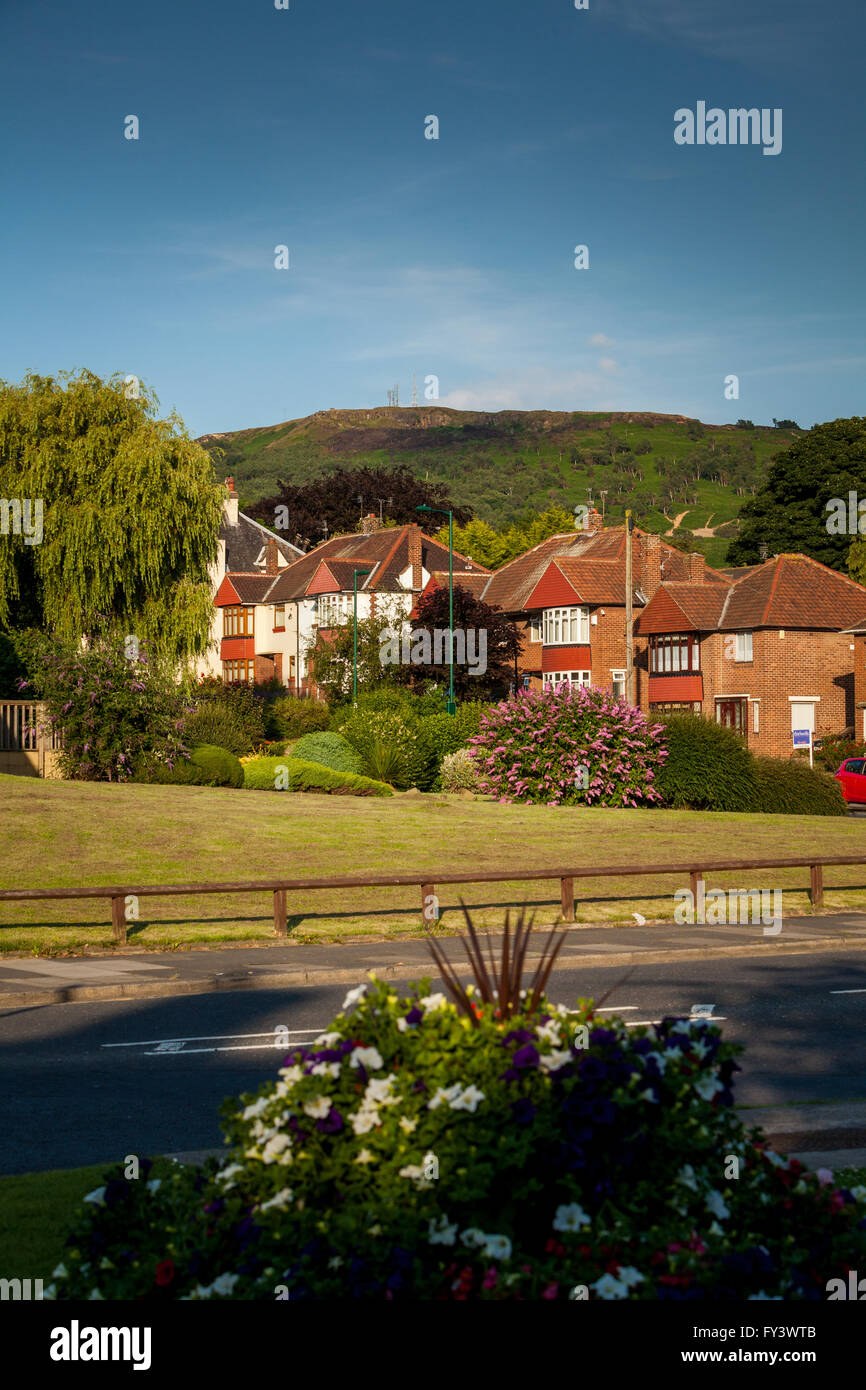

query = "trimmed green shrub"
[363, 737, 406, 786]
[272, 697, 330, 740]
[243, 756, 392, 797]
[439, 747, 482, 792]
[49, 971, 866, 1301]
[189, 744, 244, 789]
[328, 685, 413, 729]
[291, 732, 364, 776]
[420, 703, 484, 768]
[181, 700, 251, 757]
[135, 744, 244, 788]
[655, 713, 756, 811]
[751, 757, 847, 816]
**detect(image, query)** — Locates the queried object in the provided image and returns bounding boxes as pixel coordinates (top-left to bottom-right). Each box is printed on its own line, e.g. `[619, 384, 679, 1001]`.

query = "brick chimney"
[361, 512, 380, 535]
[224, 476, 239, 527]
[265, 537, 279, 576]
[408, 524, 423, 591]
[686, 551, 706, 582]
[585, 506, 603, 534]
[639, 532, 663, 599]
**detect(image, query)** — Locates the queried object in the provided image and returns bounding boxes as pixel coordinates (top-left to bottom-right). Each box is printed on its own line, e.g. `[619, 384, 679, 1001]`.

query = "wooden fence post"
[809, 864, 823, 908]
[689, 870, 704, 924]
[560, 876, 575, 924]
[110, 896, 127, 945]
[421, 882, 436, 927]
[273, 889, 288, 937]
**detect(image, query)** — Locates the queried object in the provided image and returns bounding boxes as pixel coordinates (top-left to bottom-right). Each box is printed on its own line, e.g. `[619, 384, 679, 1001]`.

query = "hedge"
[291, 731, 364, 776]
[751, 757, 847, 816]
[243, 756, 393, 797]
[135, 744, 244, 789]
[655, 714, 756, 811]
[271, 697, 331, 740]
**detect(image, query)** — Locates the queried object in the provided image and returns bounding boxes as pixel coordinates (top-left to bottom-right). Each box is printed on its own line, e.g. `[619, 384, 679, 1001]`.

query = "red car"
[835, 758, 866, 804]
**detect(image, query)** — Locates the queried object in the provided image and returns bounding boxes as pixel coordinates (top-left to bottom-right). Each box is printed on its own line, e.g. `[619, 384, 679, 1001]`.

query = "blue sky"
[1, 0, 863, 436]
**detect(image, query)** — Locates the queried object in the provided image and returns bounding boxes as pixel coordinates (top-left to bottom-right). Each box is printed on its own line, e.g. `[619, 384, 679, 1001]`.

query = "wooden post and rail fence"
[0, 854, 862, 946]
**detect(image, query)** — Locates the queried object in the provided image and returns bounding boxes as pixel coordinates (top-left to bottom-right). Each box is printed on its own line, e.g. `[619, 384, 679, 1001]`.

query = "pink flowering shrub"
[469, 685, 667, 807]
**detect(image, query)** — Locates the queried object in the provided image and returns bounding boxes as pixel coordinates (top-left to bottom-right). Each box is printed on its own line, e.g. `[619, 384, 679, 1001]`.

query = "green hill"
[197, 407, 799, 569]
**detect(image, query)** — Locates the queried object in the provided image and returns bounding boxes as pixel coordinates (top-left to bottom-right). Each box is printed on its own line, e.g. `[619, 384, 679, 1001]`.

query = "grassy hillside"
[198, 407, 798, 562]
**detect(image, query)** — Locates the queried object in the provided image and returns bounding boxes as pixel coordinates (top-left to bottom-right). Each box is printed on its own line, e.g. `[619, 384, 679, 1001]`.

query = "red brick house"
[475, 510, 727, 697]
[636, 553, 866, 757]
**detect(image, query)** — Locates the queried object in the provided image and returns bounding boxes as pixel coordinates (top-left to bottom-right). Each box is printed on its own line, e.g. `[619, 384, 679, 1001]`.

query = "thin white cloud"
[590, 333, 615, 347]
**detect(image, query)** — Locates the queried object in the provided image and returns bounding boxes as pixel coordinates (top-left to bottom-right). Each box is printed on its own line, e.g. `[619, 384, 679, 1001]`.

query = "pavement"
[4, 909, 866, 1008]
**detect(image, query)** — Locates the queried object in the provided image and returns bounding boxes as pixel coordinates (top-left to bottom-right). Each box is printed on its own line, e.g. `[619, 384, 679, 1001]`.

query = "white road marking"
[102, 1029, 323, 1049]
[830, 989, 866, 994]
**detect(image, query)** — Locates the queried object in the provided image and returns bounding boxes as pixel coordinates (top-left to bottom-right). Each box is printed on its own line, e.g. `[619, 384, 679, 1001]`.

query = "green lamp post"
[352, 568, 372, 704]
[416, 504, 455, 714]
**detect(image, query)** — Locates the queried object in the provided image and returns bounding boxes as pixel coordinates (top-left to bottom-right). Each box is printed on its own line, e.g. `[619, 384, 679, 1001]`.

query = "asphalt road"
[2, 950, 866, 1175]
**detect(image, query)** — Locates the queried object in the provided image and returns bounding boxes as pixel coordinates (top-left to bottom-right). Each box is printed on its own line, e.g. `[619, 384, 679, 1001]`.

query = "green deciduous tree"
[725, 418, 866, 572]
[0, 370, 222, 662]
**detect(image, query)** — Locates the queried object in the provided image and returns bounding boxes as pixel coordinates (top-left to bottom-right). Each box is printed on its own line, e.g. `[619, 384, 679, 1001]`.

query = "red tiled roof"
[720, 554, 866, 630]
[215, 573, 275, 605]
[265, 526, 488, 601]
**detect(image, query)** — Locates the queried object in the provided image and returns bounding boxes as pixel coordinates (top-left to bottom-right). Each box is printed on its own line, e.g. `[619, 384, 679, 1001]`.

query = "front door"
[716, 697, 748, 739]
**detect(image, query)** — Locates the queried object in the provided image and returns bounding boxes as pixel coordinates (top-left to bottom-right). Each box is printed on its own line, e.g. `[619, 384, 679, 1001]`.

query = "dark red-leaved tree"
[393, 584, 523, 700]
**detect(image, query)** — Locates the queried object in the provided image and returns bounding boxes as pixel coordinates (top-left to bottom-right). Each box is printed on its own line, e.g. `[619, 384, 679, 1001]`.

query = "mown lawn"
[2, 774, 866, 953]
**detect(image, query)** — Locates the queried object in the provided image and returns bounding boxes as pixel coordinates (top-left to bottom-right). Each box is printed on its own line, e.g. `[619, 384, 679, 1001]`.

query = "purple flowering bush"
[19, 629, 189, 781]
[49, 975, 866, 1301]
[469, 685, 667, 807]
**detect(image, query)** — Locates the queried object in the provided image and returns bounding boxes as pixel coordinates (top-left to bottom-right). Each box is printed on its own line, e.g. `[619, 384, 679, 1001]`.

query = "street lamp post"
[352, 568, 372, 704]
[417, 505, 455, 714]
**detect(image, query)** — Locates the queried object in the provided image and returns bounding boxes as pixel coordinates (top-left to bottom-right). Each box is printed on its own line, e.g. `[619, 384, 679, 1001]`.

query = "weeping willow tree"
[0, 370, 223, 665]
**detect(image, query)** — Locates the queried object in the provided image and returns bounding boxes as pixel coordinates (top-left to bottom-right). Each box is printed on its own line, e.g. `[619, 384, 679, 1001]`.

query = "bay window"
[543, 606, 590, 645]
[649, 633, 700, 674]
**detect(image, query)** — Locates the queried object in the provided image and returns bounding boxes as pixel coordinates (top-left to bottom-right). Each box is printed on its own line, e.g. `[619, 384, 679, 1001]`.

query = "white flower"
[146, 1179, 161, 1194]
[398, 1163, 429, 1187]
[764, 1149, 789, 1169]
[428, 1215, 457, 1245]
[350, 1109, 382, 1135]
[350, 1046, 383, 1071]
[420, 992, 447, 1013]
[553, 1202, 590, 1233]
[88, 1289, 104, 1301]
[695, 1076, 725, 1102]
[460, 1227, 487, 1248]
[310, 1061, 340, 1079]
[42, 1284, 57, 1300]
[748, 1291, 783, 1301]
[365, 1076, 398, 1105]
[368, 1224, 382, 1236]
[302, 1096, 332, 1119]
[354, 1148, 376, 1164]
[428, 1084, 463, 1110]
[277, 1065, 304, 1086]
[536, 1020, 562, 1045]
[616, 1266, 644, 1288]
[342, 985, 366, 1011]
[450, 1084, 485, 1112]
[677, 1165, 698, 1191]
[83, 1187, 106, 1206]
[850, 1185, 866, 1202]
[593, 1273, 628, 1300]
[216, 1162, 245, 1186]
[52, 1263, 68, 1280]
[645, 1050, 668, 1074]
[399, 1116, 418, 1134]
[539, 1049, 573, 1073]
[262, 1134, 293, 1164]
[260, 1188, 294, 1212]
[705, 1190, 730, 1221]
[242, 1095, 272, 1121]
[396, 1017, 408, 1032]
[707, 1221, 725, 1237]
[315, 1032, 342, 1046]
[328, 1256, 343, 1269]
[211, 1273, 240, 1297]
[637, 1088, 658, 1103]
[481, 1234, 512, 1261]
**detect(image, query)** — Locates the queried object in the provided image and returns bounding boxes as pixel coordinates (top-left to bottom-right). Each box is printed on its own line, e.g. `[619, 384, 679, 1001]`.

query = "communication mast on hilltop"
[411, 374, 418, 407]
[387, 383, 400, 407]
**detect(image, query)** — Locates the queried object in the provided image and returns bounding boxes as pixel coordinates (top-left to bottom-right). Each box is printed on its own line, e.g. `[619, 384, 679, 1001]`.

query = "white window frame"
[543, 670, 591, 690]
[528, 615, 543, 643]
[735, 631, 753, 662]
[610, 669, 626, 699]
[543, 606, 589, 646]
